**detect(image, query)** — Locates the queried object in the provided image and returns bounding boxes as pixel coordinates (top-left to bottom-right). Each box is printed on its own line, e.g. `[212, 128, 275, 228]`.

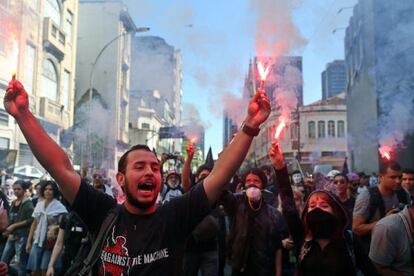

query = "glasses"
[333, 180, 346, 184]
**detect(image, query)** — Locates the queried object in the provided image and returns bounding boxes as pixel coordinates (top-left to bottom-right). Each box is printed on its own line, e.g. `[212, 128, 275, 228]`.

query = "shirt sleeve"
[59, 214, 67, 230]
[353, 188, 370, 219]
[164, 181, 211, 241]
[369, 217, 398, 266]
[71, 179, 117, 235]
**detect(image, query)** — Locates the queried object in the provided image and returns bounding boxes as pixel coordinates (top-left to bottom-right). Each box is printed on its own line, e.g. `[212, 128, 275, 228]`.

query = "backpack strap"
[78, 205, 122, 276]
[368, 186, 385, 221]
[398, 211, 413, 245]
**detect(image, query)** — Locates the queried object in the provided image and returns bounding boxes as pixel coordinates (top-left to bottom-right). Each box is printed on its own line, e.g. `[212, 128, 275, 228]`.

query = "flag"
[205, 146, 214, 168]
[342, 157, 349, 174]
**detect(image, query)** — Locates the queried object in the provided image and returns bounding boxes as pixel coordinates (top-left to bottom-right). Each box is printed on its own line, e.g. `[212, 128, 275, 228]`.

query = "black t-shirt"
[72, 179, 211, 275]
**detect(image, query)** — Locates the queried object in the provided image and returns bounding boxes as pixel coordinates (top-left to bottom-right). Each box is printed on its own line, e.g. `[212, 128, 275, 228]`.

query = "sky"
[123, 0, 358, 158]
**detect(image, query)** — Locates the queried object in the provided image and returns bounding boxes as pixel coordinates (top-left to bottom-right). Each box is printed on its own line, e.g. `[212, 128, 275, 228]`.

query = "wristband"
[241, 122, 260, 137]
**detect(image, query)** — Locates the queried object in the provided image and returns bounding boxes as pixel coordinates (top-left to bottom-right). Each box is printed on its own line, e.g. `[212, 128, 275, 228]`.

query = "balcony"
[43, 17, 65, 60]
[39, 97, 64, 124]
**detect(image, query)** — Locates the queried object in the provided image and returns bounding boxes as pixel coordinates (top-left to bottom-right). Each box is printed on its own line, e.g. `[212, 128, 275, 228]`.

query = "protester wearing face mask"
[220, 168, 284, 276]
[160, 171, 183, 203]
[269, 141, 358, 276]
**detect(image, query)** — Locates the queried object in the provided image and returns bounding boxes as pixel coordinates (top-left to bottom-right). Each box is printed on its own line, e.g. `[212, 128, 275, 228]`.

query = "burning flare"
[379, 146, 392, 160]
[257, 61, 270, 81]
[274, 119, 286, 140]
[190, 137, 197, 144]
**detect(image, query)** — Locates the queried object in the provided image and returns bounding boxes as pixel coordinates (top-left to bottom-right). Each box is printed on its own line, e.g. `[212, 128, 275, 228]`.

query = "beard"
[124, 180, 157, 210]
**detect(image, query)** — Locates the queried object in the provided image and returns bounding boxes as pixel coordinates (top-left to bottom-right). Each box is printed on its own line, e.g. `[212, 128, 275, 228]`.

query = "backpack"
[367, 186, 409, 221]
[64, 205, 121, 276]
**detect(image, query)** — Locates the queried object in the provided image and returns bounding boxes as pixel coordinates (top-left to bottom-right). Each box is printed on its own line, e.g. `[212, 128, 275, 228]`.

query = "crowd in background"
[0, 145, 412, 276]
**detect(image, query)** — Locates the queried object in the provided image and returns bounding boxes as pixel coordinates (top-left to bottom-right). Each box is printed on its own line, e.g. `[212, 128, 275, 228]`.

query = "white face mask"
[292, 173, 303, 184]
[167, 178, 179, 188]
[245, 187, 262, 202]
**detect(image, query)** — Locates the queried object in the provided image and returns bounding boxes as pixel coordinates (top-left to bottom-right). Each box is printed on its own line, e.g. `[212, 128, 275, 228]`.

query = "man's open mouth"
[138, 183, 154, 191]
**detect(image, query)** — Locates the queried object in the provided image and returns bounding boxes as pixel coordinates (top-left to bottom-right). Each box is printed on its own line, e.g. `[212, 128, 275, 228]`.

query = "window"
[0, 109, 8, 126]
[44, 0, 61, 26]
[338, 120, 345, 138]
[18, 143, 35, 166]
[65, 9, 73, 44]
[0, 137, 9, 149]
[318, 121, 325, 138]
[61, 70, 70, 109]
[40, 59, 58, 101]
[308, 121, 315, 139]
[23, 44, 36, 94]
[141, 123, 150, 129]
[290, 123, 298, 140]
[328, 120, 335, 137]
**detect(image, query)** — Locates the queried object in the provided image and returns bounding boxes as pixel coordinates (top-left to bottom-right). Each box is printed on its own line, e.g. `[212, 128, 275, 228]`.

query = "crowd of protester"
[0, 77, 413, 276]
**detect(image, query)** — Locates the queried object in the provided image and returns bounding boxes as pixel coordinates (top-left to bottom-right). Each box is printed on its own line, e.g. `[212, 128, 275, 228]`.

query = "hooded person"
[219, 168, 284, 276]
[269, 141, 358, 276]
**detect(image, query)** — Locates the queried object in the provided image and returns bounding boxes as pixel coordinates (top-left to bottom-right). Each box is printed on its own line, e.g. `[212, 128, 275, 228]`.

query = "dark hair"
[402, 168, 414, 175]
[379, 161, 401, 175]
[13, 180, 29, 191]
[302, 190, 348, 240]
[242, 168, 267, 189]
[39, 180, 60, 199]
[333, 173, 349, 183]
[118, 144, 155, 173]
[195, 164, 213, 179]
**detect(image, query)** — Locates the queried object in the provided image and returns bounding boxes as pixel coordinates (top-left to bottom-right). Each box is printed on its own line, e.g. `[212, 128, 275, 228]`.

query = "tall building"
[223, 111, 237, 147]
[321, 60, 346, 100]
[74, 0, 135, 172]
[130, 36, 182, 127]
[345, 0, 414, 172]
[130, 35, 183, 153]
[0, 0, 78, 170]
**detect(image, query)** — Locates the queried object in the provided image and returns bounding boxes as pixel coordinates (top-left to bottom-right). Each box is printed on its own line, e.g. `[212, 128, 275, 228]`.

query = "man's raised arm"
[182, 142, 195, 193]
[203, 90, 270, 204]
[4, 78, 80, 204]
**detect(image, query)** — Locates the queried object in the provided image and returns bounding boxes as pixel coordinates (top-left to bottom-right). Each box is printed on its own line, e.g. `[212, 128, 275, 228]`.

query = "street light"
[86, 26, 150, 168]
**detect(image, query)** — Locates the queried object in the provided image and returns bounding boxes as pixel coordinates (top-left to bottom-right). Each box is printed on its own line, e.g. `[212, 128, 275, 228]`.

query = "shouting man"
[3, 78, 270, 275]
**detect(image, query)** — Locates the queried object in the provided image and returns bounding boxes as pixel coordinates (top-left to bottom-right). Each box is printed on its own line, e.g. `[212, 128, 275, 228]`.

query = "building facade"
[321, 60, 346, 100]
[130, 35, 183, 153]
[74, 0, 135, 172]
[246, 93, 348, 173]
[223, 111, 238, 148]
[0, 0, 78, 171]
[129, 89, 174, 153]
[345, 0, 414, 172]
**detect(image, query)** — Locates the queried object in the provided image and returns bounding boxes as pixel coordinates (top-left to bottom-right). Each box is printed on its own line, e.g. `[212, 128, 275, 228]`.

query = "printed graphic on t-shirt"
[100, 226, 170, 275]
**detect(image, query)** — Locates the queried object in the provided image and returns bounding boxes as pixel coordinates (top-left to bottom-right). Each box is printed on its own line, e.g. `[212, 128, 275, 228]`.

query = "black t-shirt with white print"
[72, 179, 211, 275]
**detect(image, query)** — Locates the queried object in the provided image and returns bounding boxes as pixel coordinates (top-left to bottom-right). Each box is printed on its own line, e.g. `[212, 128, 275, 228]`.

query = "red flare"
[190, 137, 197, 144]
[379, 147, 391, 160]
[257, 62, 270, 81]
[274, 119, 286, 140]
